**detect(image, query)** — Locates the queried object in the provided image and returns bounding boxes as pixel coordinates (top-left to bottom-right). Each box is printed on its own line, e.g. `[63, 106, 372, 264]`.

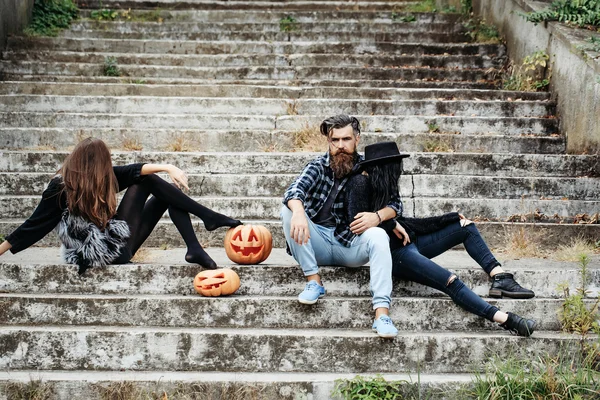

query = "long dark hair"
[365, 161, 404, 211]
[58, 138, 118, 229]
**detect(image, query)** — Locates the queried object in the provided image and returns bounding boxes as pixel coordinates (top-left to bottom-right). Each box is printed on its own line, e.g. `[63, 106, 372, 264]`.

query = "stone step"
[2, 249, 598, 299]
[0, 370, 472, 400]
[0, 113, 557, 135]
[0, 82, 551, 101]
[0, 96, 553, 118]
[2, 51, 503, 69]
[57, 29, 469, 43]
[0, 128, 565, 154]
[3, 195, 598, 221]
[75, 9, 460, 24]
[1, 219, 599, 249]
[3, 172, 596, 199]
[0, 74, 500, 90]
[76, 1, 420, 11]
[71, 20, 467, 34]
[0, 61, 499, 83]
[1, 151, 595, 177]
[0, 293, 588, 332]
[6, 37, 506, 57]
[0, 325, 582, 373]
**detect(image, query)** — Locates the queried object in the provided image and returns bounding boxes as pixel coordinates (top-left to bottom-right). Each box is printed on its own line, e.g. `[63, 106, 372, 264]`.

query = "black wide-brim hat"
[358, 141, 410, 168]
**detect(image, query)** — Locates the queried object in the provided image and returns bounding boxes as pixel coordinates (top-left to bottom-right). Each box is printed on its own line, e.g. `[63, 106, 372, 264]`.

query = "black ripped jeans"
[392, 222, 500, 321]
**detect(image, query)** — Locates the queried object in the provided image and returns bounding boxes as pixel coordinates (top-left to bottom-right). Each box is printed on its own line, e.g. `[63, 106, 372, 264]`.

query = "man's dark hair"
[320, 114, 361, 137]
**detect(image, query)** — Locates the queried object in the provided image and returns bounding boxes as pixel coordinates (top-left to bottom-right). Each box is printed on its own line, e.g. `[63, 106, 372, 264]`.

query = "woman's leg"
[414, 222, 500, 274]
[112, 180, 217, 268]
[392, 245, 536, 336]
[392, 244, 499, 321]
[414, 222, 534, 299]
[134, 174, 241, 231]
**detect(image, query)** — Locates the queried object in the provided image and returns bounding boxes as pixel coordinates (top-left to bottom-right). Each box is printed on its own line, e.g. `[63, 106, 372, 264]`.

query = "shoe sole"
[298, 294, 325, 305]
[372, 328, 397, 339]
[489, 289, 535, 299]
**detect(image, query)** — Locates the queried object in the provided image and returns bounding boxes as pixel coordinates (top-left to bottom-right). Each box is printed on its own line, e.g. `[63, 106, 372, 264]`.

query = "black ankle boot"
[500, 312, 536, 337]
[489, 273, 535, 299]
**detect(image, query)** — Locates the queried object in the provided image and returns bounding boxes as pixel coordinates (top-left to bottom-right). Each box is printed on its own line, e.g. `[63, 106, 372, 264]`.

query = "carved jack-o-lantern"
[194, 268, 240, 297]
[224, 224, 272, 265]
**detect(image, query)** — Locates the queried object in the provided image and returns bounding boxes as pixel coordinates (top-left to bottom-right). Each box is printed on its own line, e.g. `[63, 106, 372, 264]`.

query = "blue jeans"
[281, 206, 393, 310]
[392, 222, 500, 321]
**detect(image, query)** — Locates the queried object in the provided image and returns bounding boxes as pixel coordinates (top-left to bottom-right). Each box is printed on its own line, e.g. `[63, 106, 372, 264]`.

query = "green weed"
[525, 0, 600, 28]
[503, 50, 550, 92]
[464, 19, 501, 43]
[103, 56, 121, 77]
[407, 0, 437, 13]
[391, 13, 417, 22]
[279, 15, 299, 32]
[471, 352, 600, 400]
[25, 0, 78, 37]
[332, 375, 410, 400]
[89, 8, 163, 22]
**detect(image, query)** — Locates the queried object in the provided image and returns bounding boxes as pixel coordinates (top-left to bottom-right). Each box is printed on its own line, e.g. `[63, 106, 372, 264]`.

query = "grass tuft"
[4, 380, 54, 400]
[290, 123, 324, 152]
[122, 137, 143, 151]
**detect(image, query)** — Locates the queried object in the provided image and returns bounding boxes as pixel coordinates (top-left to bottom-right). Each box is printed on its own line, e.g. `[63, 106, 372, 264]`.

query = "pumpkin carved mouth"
[230, 243, 264, 256]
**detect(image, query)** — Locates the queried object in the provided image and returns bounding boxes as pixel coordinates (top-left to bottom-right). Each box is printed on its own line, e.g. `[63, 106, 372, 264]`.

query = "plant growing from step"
[89, 8, 163, 23]
[103, 56, 121, 77]
[407, 0, 437, 13]
[463, 18, 501, 44]
[25, 0, 79, 37]
[557, 254, 600, 336]
[503, 51, 550, 92]
[3, 380, 54, 400]
[524, 0, 600, 28]
[471, 352, 600, 399]
[290, 123, 324, 151]
[279, 16, 299, 32]
[391, 12, 417, 23]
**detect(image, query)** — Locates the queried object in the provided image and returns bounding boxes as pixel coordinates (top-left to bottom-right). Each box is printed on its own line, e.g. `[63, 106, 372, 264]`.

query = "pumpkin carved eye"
[224, 225, 273, 265]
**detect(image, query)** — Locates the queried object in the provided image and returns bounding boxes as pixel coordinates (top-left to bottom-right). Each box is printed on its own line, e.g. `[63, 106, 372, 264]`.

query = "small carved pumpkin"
[194, 268, 240, 297]
[224, 224, 272, 265]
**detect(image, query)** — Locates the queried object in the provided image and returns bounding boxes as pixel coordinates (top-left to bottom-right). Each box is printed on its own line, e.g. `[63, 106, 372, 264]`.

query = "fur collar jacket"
[56, 211, 130, 273]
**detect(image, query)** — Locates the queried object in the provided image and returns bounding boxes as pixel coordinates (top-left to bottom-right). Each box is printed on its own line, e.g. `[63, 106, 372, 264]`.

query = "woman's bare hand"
[393, 221, 411, 246]
[167, 165, 189, 191]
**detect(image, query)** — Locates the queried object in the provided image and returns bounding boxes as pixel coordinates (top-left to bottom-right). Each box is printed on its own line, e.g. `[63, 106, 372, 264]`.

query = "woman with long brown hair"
[0, 138, 241, 274]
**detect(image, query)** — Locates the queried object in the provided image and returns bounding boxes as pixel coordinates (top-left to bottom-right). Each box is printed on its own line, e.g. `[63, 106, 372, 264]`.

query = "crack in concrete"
[411, 174, 416, 217]
[197, 176, 206, 197]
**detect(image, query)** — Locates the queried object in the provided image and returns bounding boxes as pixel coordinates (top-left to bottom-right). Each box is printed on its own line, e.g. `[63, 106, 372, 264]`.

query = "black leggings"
[110, 174, 241, 267]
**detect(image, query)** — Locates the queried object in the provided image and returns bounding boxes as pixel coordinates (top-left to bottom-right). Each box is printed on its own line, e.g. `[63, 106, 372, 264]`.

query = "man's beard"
[330, 150, 358, 179]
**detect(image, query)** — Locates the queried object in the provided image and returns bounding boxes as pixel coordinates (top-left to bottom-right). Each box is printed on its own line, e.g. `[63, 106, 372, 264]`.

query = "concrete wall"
[0, 0, 34, 54]
[474, 0, 600, 154]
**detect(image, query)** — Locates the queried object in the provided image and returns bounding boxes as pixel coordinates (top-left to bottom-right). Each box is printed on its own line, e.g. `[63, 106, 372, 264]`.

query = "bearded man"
[281, 114, 400, 338]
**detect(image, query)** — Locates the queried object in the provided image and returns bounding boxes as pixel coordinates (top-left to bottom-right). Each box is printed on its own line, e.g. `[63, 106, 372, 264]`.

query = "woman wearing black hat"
[345, 141, 537, 337]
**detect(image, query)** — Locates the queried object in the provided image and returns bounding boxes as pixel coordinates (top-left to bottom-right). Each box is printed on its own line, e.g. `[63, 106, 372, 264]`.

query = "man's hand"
[350, 212, 380, 235]
[393, 221, 411, 246]
[291, 212, 310, 245]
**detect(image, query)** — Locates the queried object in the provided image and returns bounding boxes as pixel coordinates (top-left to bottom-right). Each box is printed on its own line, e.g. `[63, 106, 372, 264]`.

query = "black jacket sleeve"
[114, 163, 146, 191]
[6, 177, 66, 253]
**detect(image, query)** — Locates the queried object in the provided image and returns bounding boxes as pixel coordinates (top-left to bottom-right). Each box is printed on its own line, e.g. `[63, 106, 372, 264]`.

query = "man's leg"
[335, 226, 397, 338]
[281, 205, 333, 304]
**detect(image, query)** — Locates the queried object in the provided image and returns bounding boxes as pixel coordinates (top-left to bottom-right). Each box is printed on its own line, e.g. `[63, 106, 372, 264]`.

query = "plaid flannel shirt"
[283, 152, 403, 247]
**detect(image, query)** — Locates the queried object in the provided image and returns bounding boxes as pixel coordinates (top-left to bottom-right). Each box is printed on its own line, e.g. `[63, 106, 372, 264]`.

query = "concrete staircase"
[0, 0, 599, 398]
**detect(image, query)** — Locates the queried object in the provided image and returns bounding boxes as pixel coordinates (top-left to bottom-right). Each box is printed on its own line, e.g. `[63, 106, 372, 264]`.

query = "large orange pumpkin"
[194, 268, 240, 297]
[224, 224, 272, 265]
